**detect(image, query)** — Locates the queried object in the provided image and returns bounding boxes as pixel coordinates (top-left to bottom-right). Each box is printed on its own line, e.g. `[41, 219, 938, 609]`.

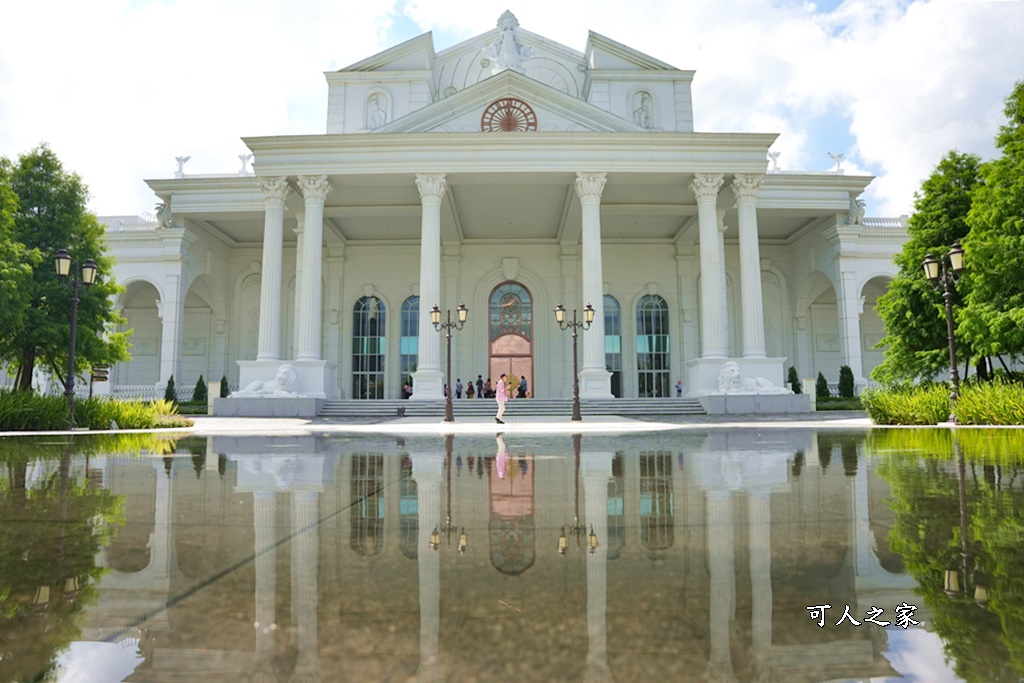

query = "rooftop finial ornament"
[486, 10, 533, 74]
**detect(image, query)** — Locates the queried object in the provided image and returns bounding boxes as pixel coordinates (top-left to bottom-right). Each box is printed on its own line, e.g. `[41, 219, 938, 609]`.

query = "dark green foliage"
[163, 375, 177, 404]
[0, 145, 129, 390]
[838, 365, 855, 398]
[193, 375, 207, 404]
[787, 365, 802, 393]
[873, 150, 982, 383]
[220, 374, 229, 398]
[961, 80, 1024, 360]
[815, 372, 830, 399]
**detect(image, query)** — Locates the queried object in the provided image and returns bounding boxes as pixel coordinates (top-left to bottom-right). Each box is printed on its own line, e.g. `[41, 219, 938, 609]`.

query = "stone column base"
[237, 359, 338, 400]
[578, 368, 613, 399]
[411, 368, 445, 400]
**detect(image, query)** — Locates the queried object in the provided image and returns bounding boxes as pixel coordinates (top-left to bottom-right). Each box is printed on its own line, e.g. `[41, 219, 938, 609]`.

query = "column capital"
[415, 173, 448, 201]
[257, 176, 291, 206]
[732, 173, 764, 201]
[574, 172, 607, 200]
[297, 175, 332, 202]
[690, 173, 724, 202]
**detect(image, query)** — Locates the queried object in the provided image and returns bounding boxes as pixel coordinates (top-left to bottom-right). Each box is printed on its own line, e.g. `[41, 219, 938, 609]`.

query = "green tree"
[815, 371, 830, 399]
[787, 365, 802, 394]
[164, 375, 177, 404]
[838, 365, 855, 398]
[873, 150, 982, 383]
[192, 375, 207, 404]
[219, 374, 230, 398]
[0, 145, 129, 391]
[961, 80, 1024, 361]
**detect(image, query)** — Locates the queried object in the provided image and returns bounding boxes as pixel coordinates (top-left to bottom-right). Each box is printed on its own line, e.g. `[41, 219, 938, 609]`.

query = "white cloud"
[2, 0, 1022, 217]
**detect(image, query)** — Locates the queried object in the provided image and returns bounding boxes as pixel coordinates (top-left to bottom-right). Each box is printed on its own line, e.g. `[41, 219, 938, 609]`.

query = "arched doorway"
[489, 282, 533, 397]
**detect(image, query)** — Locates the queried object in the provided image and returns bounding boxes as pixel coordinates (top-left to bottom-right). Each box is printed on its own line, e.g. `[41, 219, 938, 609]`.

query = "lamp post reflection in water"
[944, 433, 990, 607]
[431, 434, 468, 554]
[558, 434, 596, 554]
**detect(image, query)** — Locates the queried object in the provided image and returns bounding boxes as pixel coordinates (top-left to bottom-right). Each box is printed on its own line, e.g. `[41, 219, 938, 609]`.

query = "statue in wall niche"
[633, 92, 653, 129]
[717, 361, 791, 395]
[366, 94, 388, 130]
[233, 363, 301, 398]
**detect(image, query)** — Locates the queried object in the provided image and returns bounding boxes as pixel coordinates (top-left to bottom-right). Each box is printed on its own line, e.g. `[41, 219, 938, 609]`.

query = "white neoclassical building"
[98, 11, 906, 412]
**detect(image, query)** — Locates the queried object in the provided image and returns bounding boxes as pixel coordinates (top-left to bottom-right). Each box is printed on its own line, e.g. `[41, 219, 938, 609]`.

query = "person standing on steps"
[495, 373, 508, 424]
[476, 375, 484, 399]
[455, 378, 463, 399]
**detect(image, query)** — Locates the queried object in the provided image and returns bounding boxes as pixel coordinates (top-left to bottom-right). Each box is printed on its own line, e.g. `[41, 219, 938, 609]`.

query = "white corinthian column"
[412, 174, 447, 400]
[296, 176, 331, 362]
[257, 177, 290, 361]
[692, 173, 727, 359]
[733, 174, 766, 358]
[575, 172, 613, 398]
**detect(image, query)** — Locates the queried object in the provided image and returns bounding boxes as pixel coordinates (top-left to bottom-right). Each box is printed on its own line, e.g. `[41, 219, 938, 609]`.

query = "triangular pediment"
[340, 33, 435, 72]
[585, 31, 681, 71]
[373, 69, 645, 134]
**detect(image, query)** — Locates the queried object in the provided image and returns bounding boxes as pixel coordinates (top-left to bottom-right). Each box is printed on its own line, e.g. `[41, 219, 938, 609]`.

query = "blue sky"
[1, 0, 1022, 217]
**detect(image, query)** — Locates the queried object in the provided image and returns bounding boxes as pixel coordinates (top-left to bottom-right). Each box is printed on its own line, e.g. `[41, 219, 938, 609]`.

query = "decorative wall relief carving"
[632, 91, 653, 129]
[366, 92, 389, 130]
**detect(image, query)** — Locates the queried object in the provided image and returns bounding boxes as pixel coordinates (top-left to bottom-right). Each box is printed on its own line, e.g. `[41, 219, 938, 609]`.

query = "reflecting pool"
[1, 428, 1023, 682]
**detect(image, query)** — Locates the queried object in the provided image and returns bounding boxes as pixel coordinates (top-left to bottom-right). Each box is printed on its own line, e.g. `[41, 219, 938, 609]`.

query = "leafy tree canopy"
[961, 80, 1024, 358]
[0, 145, 129, 390]
[873, 150, 982, 383]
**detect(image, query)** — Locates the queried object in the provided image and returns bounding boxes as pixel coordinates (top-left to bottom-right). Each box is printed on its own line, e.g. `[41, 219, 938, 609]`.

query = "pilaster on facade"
[157, 270, 186, 389]
[574, 171, 613, 398]
[412, 173, 448, 400]
[838, 267, 865, 384]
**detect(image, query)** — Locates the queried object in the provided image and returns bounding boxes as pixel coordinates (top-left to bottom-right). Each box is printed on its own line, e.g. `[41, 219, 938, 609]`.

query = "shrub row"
[862, 381, 1024, 425]
[0, 390, 193, 431]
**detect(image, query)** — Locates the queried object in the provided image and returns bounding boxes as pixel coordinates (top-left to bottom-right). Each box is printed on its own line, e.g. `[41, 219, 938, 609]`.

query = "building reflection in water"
[61, 430, 939, 682]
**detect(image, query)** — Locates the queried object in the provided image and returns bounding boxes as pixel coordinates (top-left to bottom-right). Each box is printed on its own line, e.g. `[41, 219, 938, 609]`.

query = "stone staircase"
[317, 397, 705, 420]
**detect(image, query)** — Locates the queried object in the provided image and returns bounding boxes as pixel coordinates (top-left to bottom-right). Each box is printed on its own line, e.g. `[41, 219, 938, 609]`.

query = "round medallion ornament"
[481, 98, 537, 132]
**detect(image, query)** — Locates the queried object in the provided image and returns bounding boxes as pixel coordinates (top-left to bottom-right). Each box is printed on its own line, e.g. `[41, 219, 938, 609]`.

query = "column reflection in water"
[232, 452, 325, 683]
[691, 431, 799, 683]
[411, 448, 444, 682]
[582, 440, 615, 682]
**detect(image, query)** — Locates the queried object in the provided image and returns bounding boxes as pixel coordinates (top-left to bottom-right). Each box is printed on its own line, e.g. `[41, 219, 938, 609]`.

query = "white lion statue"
[717, 361, 791, 395]
[233, 363, 300, 398]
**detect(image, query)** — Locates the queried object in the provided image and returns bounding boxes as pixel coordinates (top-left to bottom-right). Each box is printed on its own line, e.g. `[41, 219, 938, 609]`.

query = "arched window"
[353, 296, 386, 399]
[636, 294, 669, 397]
[351, 455, 384, 556]
[489, 283, 532, 341]
[400, 296, 418, 397]
[604, 295, 622, 397]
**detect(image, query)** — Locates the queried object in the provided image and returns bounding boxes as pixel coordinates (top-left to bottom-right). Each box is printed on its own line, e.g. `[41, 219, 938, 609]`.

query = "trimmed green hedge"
[0, 390, 193, 431]
[862, 380, 1024, 425]
[816, 397, 863, 411]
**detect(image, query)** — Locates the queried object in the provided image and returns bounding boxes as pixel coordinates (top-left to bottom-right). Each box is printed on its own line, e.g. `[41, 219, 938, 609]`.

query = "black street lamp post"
[923, 242, 965, 421]
[431, 303, 468, 423]
[55, 249, 97, 429]
[554, 303, 595, 422]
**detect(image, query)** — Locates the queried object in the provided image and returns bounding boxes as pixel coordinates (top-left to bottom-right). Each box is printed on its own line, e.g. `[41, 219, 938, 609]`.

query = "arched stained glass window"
[489, 283, 532, 341]
[636, 294, 669, 397]
[604, 295, 622, 397]
[400, 296, 418, 397]
[353, 296, 386, 399]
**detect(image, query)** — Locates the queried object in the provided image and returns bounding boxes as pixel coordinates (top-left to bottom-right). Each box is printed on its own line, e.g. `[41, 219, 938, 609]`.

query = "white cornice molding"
[241, 131, 779, 176]
[587, 70, 695, 82]
[325, 70, 434, 84]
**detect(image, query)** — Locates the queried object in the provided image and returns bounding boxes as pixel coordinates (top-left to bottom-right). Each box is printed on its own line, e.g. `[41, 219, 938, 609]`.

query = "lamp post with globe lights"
[431, 303, 468, 422]
[922, 242, 965, 421]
